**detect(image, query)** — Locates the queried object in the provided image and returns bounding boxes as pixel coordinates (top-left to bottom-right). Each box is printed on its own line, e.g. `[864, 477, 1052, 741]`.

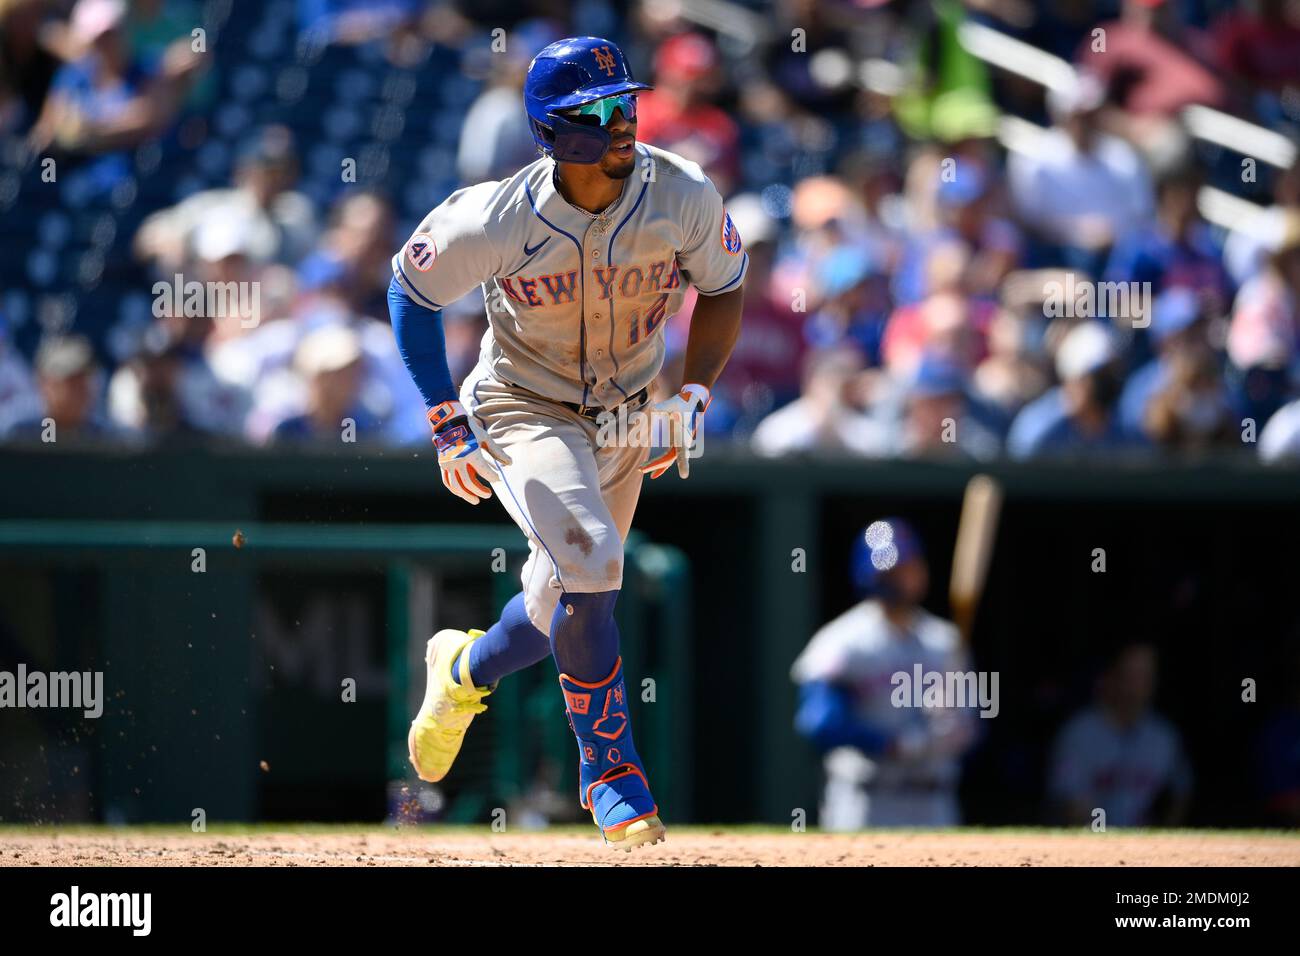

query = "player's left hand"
[640, 383, 710, 480]
[428, 400, 512, 505]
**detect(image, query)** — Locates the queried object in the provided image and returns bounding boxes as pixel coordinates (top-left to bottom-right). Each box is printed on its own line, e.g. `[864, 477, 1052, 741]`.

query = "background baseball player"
[1047, 641, 1193, 827]
[388, 36, 746, 849]
[792, 519, 977, 828]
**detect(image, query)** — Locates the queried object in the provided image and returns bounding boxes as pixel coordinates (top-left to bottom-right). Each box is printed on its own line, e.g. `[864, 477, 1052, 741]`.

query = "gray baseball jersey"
[392, 142, 748, 409]
[791, 599, 977, 827]
[1048, 707, 1192, 826]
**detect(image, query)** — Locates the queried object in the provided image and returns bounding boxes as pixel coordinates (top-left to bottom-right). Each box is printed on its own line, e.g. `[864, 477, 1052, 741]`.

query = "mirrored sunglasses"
[561, 93, 638, 127]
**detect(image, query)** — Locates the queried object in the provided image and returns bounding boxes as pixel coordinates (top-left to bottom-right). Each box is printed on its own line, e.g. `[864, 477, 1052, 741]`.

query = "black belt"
[560, 387, 648, 420]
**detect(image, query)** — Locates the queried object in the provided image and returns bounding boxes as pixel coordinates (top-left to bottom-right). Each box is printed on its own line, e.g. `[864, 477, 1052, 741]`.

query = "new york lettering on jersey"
[392, 142, 748, 410]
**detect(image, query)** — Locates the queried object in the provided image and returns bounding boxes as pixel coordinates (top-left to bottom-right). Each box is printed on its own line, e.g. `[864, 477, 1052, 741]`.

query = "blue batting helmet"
[524, 37, 651, 164]
[851, 518, 924, 597]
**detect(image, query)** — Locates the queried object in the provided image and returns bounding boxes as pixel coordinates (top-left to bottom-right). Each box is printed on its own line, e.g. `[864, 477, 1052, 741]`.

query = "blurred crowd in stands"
[4, 0, 1300, 462]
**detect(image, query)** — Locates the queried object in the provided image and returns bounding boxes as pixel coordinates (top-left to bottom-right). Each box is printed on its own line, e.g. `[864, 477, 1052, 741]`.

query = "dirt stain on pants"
[565, 525, 594, 558]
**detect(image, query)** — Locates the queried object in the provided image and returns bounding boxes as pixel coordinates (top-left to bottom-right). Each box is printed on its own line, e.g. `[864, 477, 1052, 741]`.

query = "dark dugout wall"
[1, 444, 1296, 827]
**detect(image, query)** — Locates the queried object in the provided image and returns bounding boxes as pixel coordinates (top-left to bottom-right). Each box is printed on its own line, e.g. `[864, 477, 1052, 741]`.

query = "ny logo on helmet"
[593, 46, 618, 76]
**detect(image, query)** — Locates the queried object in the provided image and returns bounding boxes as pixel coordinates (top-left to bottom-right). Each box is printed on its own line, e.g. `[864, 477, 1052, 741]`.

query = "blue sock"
[549, 590, 620, 683]
[453, 592, 551, 688]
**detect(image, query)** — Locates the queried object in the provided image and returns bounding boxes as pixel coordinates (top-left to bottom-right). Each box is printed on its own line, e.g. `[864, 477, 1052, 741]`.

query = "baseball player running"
[389, 37, 746, 849]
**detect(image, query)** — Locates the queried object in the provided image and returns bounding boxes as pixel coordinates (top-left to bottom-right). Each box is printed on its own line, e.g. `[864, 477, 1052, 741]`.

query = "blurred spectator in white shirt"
[6, 335, 110, 441]
[456, 19, 563, 184]
[268, 325, 382, 444]
[1223, 159, 1300, 287]
[751, 348, 884, 457]
[134, 125, 318, 273]
[1228, 212, 1300, 375]
[212, 289, 426, 447]
[1007, 74, 1153, 261]
[1009, 321, 1134, 458]
[1259, 399, 1300, 462]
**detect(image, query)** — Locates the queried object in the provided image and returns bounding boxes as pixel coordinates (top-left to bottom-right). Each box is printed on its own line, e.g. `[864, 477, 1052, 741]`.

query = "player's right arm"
[640, 179, 747, 479]
[389, 184, 510, 505]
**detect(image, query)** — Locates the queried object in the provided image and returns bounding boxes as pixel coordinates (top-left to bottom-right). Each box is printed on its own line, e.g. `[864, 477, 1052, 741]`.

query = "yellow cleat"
[407, 628, 491, 783]
[600, 814, 667, 852]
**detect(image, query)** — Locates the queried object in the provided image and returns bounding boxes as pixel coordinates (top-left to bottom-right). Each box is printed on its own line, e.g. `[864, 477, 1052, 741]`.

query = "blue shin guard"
[558, 657, 662, 844]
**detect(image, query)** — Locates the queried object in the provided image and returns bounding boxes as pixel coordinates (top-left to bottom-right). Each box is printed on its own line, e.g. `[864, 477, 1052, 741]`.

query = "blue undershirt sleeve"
[387, 275, 458, 409]
[794, 680, 895, 756]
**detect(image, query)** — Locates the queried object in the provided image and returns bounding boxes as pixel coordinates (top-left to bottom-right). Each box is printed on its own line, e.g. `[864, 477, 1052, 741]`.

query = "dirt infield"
[2, 827, 1297, 866]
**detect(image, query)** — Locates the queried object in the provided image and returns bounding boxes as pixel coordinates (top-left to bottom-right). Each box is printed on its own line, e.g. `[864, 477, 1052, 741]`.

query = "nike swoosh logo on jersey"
[523, 237, 550, 256]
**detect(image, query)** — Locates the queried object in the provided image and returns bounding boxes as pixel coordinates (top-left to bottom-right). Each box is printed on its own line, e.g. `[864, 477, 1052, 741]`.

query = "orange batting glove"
[428, 400, 512, 505]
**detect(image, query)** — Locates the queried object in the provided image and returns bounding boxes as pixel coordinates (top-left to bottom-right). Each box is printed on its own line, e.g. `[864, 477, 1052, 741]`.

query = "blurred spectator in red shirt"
[1075, 0, 1226, 158]
[882, 241, 994, 379]
[1076, 0, 1225, 119]
[704, 194, 805, 436]
[635, 32, 740, 197]
[1214, 0, 1300, 94]
[972, 306, 1051, 419]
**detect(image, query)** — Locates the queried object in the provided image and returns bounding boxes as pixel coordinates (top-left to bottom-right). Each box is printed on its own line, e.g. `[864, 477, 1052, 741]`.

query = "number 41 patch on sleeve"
[407, 233, 437, 271]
